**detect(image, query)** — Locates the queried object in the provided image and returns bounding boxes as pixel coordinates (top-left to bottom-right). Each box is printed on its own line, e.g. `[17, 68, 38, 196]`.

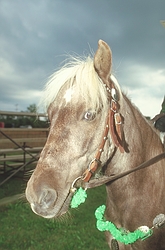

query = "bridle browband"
[82, 75, 125, 182]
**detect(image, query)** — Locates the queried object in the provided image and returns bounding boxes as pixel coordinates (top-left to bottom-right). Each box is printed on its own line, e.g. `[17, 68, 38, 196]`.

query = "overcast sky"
[0, 0, 165, 118]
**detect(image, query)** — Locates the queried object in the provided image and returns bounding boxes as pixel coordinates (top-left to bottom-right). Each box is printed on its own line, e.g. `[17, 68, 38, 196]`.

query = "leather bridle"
[82, 76, 125, 183]
[71, 76, 165, 190]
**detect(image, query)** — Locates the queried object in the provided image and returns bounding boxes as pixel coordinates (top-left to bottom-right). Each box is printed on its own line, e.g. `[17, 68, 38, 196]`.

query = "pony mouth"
[30, 191, 73, 219]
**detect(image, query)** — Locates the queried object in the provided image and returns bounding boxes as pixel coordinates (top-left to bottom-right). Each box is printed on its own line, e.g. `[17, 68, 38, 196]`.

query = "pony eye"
[84, 111, 96, 121]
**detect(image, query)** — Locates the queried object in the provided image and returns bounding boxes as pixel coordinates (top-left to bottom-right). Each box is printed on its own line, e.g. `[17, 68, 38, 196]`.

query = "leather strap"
[82, 116, 109, 182]
[82, 78, 125, 182]
[109, 104, 124, 153]
[82, 152, 165, 189]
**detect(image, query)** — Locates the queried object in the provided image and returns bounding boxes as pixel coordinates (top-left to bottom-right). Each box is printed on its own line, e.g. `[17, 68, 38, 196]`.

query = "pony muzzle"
[29, 188, 57, 218]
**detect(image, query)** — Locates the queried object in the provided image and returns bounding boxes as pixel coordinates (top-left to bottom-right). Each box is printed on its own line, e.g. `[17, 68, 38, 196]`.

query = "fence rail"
[0, 126, 48, 185]
[0, 110, 47, 117]
[0, 128, 48, 149]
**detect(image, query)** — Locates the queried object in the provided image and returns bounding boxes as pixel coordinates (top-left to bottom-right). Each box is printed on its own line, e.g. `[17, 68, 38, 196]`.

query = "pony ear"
[94, 40, 112, 81]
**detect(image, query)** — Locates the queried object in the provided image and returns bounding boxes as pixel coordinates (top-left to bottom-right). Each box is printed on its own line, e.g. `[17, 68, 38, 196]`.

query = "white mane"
[41, 56, 121, 112]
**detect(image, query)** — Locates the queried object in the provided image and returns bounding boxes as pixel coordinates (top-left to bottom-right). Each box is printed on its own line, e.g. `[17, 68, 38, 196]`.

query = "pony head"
[25, 40, 122, 218]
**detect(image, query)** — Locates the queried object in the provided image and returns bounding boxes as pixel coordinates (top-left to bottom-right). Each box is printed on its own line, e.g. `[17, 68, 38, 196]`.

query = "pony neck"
[106, 94, 164, 183]
[104, 94, 165, 230]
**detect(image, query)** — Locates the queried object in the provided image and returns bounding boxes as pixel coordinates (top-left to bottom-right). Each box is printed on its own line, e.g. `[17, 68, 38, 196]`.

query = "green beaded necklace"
[70, 188, 153, 245]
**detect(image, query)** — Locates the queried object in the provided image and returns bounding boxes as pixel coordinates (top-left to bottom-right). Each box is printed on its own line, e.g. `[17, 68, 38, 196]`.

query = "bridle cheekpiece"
[82, 76, 125, 182]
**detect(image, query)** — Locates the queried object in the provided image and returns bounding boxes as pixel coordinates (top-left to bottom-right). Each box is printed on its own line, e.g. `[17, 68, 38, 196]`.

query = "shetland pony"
[26, 40, 165, 249]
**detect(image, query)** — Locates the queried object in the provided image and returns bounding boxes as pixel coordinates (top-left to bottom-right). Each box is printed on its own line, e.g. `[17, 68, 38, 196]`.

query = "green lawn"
[0, 176, 109, 250]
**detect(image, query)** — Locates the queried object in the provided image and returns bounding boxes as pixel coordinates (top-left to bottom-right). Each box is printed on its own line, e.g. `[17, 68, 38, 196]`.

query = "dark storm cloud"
[0, 0, 165, 116]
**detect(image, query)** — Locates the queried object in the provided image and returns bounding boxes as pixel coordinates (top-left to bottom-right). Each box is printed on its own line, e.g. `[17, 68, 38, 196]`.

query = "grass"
[0, 176, 109, 250]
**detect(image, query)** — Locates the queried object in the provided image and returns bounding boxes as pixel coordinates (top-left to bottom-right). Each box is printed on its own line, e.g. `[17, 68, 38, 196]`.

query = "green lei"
[95, 205, 153, 244]
[70, 188, 153, 245]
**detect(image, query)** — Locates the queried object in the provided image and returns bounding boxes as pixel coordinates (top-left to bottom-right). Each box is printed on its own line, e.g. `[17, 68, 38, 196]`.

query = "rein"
[71, 153, 165, 199]
[83, 152, 165, 189]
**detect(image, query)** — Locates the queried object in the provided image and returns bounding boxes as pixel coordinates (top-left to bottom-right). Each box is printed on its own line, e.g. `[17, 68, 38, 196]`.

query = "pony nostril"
[40, 188, 57, 209]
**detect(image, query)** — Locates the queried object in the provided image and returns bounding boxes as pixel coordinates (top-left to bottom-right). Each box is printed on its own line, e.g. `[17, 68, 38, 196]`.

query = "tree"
[0, 104, 48, 128]
[26, 104, 37, 113]
[160, 96, 165, 113]
[24, 104, 48, 128]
